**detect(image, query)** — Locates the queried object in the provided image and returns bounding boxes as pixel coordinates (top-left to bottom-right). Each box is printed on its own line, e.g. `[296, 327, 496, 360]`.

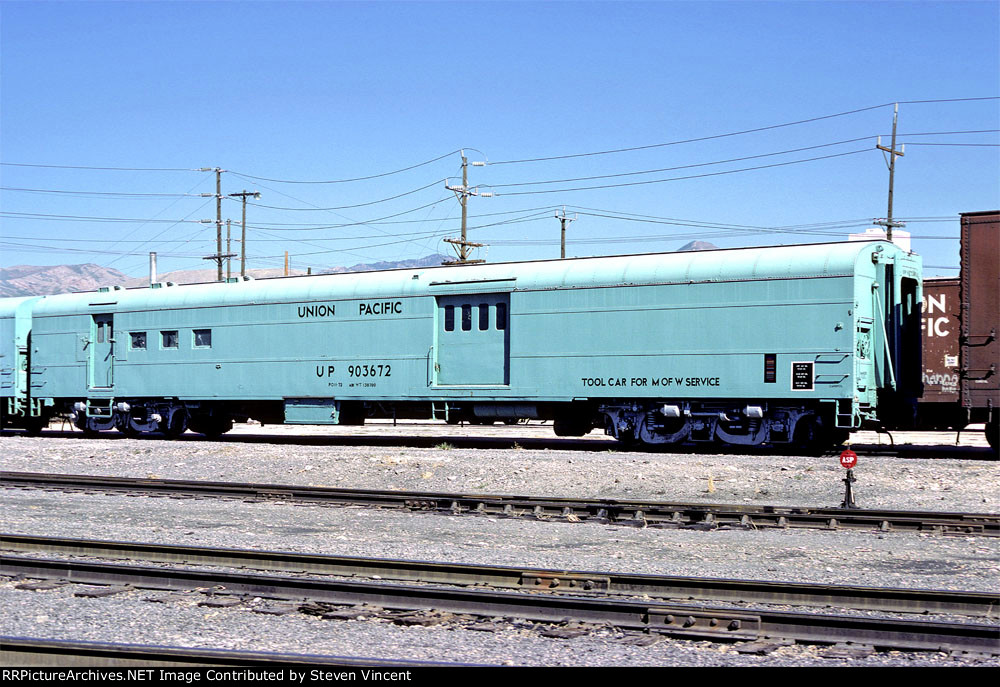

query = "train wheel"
[118, 418, 145, 438]
[615, 431, 641, 449]
[830, 429, 850, 446]
[199, 418, 234, 439]
[161, 412, 188, 439]
[23, 418, 46, 436]
[792, 415, 830, 455]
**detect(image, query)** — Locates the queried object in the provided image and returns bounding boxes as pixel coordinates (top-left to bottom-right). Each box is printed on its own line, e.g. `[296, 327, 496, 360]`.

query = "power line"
[240, 176, 455, 262]
[227, 149, 465, 184]
[242, 172, 458, 262]
[241, 203, 558, 230]
[487, 99, 998, 166]
[496, 148, 872, 196]
[488, 136, 878, 189]
[241, 210, 551, 245]
[105, 197, 218, 270]
[489, 103, 894, 166]
[902, 142, 999, 147]
[0, 162, 201, 171]
[0, 240, 210, 258]
[0, 236, 220, 244]
[250, 231, 458, 260]
[243, 178, 446, 211]
[239, 197, 455, 230]
[0, 211, 210, 224]
[0, 186, 204, 198]
[893, 129, 999, 136]
[240, 211, 550, 266]
[487, 130, 1000, 190]
[898, 96, 1000, 105]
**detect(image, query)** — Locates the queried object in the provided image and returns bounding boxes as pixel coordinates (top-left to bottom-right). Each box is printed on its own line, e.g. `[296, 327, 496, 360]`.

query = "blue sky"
[1, 0, 997, 278]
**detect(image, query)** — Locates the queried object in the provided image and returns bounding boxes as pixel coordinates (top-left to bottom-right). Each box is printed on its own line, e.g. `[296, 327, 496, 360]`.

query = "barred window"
[444, 305, 455, 331]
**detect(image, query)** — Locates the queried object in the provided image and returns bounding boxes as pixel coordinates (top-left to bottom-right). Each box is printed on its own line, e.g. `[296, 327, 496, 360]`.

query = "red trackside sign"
[839, 449, 858, 469]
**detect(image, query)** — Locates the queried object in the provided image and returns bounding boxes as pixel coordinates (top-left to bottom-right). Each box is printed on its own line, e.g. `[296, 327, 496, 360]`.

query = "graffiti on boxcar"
[923, 371, 959, 393]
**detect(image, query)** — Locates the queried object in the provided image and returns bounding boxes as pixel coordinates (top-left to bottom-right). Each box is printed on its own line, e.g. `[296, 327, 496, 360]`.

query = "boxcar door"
[435, 294, 510, 386]
[89, 313, 114, 389]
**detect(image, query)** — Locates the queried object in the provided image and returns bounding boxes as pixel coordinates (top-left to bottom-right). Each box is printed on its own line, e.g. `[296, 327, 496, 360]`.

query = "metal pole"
[460, 153, 468, 261]
[876, 104, 904, 243]
[215, 168, 223, 281]
[226, 219, 232, 280]
[561, 216, 566, 259]
[556, 207, 576, 259]
[228, 190, 258, 277]
[887, 103, 899, 239]
[241, 193, 248, 277]
[443, 151, 485, 265]
[149, 252, 157, 285]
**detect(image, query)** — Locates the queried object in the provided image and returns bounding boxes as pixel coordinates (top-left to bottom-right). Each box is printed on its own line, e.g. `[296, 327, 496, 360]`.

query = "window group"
[128, 329, 212, 350]
[443, 303, 507, 332]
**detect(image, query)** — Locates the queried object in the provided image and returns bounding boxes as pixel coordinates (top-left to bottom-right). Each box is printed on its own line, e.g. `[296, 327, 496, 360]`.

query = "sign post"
[839, 449, 859, 509]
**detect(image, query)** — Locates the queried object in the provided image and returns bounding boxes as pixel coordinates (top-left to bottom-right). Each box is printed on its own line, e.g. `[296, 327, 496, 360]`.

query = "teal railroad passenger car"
[0, 240, 922, 449]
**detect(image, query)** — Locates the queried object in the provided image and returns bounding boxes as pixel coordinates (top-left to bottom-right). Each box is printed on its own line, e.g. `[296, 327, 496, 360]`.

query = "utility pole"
[555, 207, 576, 259]
[226, 219, 232, 280]
[229, 190, 261, 277]
[875, 103, 905, 242]
[443, 150, 490, 265]
[199, 167, 234, 280]
[215, 168, 223, 280]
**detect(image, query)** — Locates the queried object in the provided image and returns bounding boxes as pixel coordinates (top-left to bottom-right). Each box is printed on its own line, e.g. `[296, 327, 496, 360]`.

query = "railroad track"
[1, 637, 464, 667]
[4, 534, 997, 617]
[4, 471, 998, 536]
[2, 543, 998, 656]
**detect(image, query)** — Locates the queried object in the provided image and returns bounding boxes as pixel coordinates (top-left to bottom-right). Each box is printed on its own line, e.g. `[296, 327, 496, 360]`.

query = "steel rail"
[3, 534, 996, 617]
[0, 636, 469, 667]
[3, 555, 998, 654]
[4, 471, 997, 536]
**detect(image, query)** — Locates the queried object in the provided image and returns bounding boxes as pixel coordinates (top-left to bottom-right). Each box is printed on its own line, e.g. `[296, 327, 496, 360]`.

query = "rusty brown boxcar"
[960, 211, 998, 449]
[918, 277, 963, 428]
[916, 211, 998, 450]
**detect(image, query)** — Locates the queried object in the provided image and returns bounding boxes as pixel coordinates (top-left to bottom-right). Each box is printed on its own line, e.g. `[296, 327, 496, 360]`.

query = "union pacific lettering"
[359, 301, 402, 316]
[298, 304, 336, 318]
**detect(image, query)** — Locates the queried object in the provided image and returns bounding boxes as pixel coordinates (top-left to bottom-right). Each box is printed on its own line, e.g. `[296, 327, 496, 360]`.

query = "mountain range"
[0, 254, 450, 297]
[1, 243, 719, 297]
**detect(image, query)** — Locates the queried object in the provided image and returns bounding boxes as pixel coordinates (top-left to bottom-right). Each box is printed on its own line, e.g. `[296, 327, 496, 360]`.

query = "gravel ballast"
[2, 422, 998, 667]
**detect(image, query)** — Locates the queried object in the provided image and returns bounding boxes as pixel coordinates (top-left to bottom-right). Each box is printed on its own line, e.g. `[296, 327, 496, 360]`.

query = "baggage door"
[89, 313, 114, 389]
[435, 294, 510, 386]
